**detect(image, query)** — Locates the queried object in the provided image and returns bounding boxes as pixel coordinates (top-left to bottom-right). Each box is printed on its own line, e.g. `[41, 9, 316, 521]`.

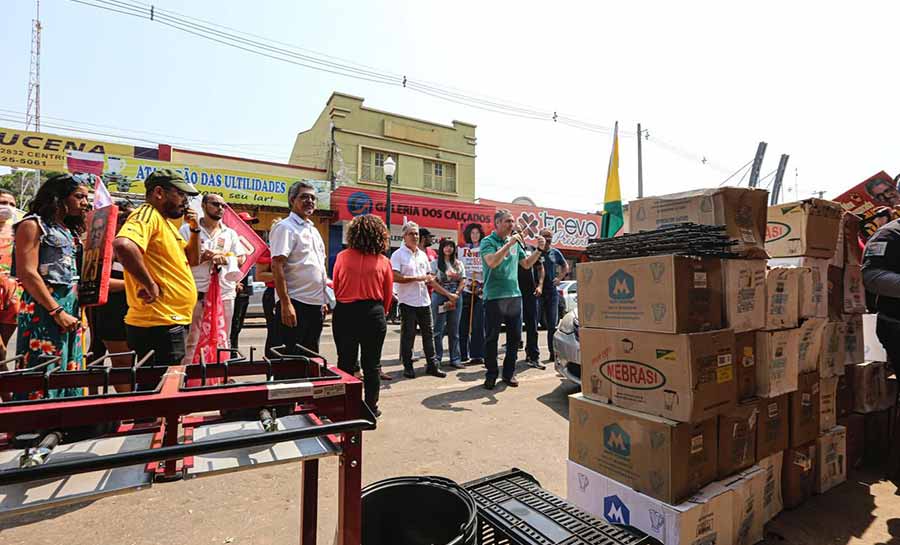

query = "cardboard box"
[863, 313, 887, 362]
[567, 460, 735, 545]
[756, 330, 800, 397]
[836, 373, 854, 418]
[843, 212, 864, 265]
[765, 199, 843, 259]
[830, 210, 846, 267]
[816, 426, 847, 494]
[723, 259, 767, 332]
[718, 399, 759, 478]
[796, 318, 826, 374]
[581, 328, 737, 422]
[827, 266, 844, 321]
[628, 187, 769, 258]
[843, 265, 866, 314]
[577, 255, 724, 333]
[755, 452, 784, 522]
[764, 267, 801, 330]
[849, 361, 887, 413]
[790, 371, 821, 448]
[568, 394, 718, 504]
[818, 321, 847, 378]
[782, 442, 817, 509]
[819, 376, 838, 433]
[735, 331, 758, 401]
[844, 314, 864, 365]
[769, 257, 829, 318]
[756, 394, 789, 460]
[724, 467, 766, 545]
[838, 414, 864, 469]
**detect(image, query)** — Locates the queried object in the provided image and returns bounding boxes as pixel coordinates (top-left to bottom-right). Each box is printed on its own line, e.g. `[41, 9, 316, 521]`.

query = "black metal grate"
[463, 469, 660, 545]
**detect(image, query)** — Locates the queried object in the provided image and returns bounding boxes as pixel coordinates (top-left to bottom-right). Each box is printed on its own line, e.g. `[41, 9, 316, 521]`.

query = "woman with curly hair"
[331, 214, 393, 417]
[12, 173, 90, 398]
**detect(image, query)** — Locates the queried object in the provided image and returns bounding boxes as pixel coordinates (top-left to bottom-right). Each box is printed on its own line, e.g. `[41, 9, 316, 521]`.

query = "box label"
[608, 269, 636, 301]
[694, 272, 708, 288]
[603, 495, 630, 525]
[603, 423, 631, 458]
[691, 433, 704, 454]
[599, 360, 666, 390]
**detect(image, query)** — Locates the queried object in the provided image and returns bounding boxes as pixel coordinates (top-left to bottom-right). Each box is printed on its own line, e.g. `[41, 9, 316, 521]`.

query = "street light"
[383, 156, 396, 249]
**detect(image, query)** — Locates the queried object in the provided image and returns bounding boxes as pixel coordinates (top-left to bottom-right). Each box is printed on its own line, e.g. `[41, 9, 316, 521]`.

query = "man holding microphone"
[480, 210, 544, 389]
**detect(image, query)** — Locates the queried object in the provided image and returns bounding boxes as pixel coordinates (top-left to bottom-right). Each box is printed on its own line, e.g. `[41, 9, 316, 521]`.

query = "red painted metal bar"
[300, 458, 319, 545]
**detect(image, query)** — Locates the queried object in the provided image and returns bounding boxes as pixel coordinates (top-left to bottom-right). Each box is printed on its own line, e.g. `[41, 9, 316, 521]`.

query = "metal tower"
[24, 0, 42, 200]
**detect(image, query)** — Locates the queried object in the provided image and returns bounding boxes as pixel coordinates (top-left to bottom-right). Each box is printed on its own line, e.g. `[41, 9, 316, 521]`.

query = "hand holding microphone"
[510, 230, 527, 251]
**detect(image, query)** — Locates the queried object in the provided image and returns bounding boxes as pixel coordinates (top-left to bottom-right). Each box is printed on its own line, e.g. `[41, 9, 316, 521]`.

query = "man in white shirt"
[270, 181, 328, 354]
[391, 221, 446, 379]
[180, 192, 247, 364]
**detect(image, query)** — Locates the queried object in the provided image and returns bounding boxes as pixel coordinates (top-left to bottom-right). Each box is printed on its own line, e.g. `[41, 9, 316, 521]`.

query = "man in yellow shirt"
[114, 169, 201, 367]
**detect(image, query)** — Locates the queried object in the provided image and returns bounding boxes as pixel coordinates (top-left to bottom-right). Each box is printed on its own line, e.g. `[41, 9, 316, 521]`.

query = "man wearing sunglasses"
[270, 181, 329, 355]
[114, 169, 202, 369]
[179, 192, 247, 363]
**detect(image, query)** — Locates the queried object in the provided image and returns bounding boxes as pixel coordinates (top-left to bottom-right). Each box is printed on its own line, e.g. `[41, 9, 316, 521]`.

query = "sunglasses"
[296, 194, 317, 202]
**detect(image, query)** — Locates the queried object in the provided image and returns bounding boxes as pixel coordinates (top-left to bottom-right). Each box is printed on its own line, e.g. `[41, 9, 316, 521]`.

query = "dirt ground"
[2, 324, 900, 544]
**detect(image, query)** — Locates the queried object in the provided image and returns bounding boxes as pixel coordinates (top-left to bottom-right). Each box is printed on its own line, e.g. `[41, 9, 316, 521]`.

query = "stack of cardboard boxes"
[568, 188, 773, 545]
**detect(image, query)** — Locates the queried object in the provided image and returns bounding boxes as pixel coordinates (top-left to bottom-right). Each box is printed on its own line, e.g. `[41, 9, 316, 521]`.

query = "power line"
[718, 159, 753, 187]
[68, 0, 732, 173]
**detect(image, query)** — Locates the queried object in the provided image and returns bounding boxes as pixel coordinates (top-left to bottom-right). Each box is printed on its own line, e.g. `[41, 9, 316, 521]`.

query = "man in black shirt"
[518, 247, 544, 368]
[863, 217, 900, 373]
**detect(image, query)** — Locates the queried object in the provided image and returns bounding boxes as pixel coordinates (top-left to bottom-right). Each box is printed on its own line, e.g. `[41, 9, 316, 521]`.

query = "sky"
[1, 0, 897, 212]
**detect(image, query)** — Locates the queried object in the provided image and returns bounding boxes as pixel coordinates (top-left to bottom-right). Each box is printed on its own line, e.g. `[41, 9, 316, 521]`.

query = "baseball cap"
[237, 211, 259, 224]
[419, 228, 433, 238]
[145, 169, 200, 196]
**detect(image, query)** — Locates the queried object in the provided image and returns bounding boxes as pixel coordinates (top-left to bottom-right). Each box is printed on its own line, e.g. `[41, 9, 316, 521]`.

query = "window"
[424, 160, 456, 193]
[361, 149, 396, 183]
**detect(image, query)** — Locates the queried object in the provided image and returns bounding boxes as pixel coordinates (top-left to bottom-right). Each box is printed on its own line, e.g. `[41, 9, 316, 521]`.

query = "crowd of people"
[2, 171, 571, 416]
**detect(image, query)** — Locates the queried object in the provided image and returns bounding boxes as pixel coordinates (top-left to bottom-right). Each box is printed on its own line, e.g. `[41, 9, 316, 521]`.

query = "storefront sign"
[833, 171, 898, 238]
[479, 199, 602, 252]
[332, 186, 495, 231]
[0, 127, 133, 170]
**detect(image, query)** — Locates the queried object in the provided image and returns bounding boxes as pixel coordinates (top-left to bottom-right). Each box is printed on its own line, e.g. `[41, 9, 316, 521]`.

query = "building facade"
[290, 92, 477, 202]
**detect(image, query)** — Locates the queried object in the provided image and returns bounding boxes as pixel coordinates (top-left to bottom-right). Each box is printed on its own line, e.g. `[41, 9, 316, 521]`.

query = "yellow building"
[290, 92, 477, 202]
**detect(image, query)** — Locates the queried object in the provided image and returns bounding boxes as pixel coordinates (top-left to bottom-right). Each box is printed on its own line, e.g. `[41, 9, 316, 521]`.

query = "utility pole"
[637, 123, 644, 198]
[24, 0, 42, 201]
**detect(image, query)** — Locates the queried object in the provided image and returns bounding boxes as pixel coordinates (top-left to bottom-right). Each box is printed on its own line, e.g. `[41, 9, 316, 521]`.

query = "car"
[557, 280, 577, 317]
[553, 308, 581, 386]
[245, 279, 336, 320]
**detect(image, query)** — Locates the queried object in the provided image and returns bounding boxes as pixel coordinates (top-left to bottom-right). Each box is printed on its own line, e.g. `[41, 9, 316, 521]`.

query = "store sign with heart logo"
[513, 209, 601, 250]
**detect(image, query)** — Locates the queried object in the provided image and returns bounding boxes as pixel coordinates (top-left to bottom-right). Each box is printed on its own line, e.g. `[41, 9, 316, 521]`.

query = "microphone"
[511, 229, 528, 252]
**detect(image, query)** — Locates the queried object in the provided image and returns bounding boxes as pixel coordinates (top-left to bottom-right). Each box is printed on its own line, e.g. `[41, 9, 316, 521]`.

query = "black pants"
[399, 303, 437, 370]
[522, 291, 540, 361]
[485, 297, 523, 381]
[230, 295, 250, 350]
[126, 324, 186, 372]
[274, 298, 324, 355]
[333, 300, 387, 411]
[262, 287, 277, 358]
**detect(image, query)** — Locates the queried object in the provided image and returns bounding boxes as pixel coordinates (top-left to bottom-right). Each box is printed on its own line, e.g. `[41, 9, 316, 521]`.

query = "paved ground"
[2, 321, 900, 544]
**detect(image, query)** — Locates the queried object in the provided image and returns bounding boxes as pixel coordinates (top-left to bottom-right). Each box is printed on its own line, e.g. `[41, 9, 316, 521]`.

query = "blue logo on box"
[604, 495, 630, 525]
[603, 423, 631, 457]
[608, 269, 635, 301]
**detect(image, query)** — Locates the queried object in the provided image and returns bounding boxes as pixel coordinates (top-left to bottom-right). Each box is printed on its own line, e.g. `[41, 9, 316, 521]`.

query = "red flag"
[65, 150, 105, 176]
[187, 269, 229, 385]
[221, 204, 268, 277]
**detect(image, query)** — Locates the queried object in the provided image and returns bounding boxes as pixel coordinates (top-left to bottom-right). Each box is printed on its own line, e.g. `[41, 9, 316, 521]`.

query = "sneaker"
[484, 378, 496, 390]
[426, 366, 447, 378]
[450, 361, 466, 370]
[503, 377, 520, 387]
[402, 368, 416, 379]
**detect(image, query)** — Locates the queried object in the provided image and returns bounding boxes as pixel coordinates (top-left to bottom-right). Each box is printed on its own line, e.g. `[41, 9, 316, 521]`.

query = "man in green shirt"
[480, 210, 545, 389]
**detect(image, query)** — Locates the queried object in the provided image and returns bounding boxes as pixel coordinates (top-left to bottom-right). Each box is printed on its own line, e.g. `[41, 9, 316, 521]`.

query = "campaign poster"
[457, 221, 487, 285]
[833, 171, 899, 239]
[80, 205, 120, 307]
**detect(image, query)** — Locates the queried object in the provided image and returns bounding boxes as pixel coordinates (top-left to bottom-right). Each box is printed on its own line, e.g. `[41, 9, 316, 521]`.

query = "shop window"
[424, 160, 456, 193]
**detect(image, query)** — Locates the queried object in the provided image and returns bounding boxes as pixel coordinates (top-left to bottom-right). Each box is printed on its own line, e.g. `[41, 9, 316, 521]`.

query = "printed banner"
[0, 127, 134, 170]
[332, 186, 496, 231]
[221, 204, 269, 277]
[479, 199, 602, 252]
[833, 171, 899, 239]
[80, 205, 120, 307]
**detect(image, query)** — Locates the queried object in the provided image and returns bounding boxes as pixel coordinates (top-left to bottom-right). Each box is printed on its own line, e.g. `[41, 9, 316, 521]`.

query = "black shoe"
[426, 366, 447, 378]
[503, 377, 519, 387]
[450, 361, 466, 370]
[528, 359, 546, 370]
[373, 408, 383, 418]
[484, 378, 496, 390]
[402, 368, 416, 379]
[470, 358, 484, 365]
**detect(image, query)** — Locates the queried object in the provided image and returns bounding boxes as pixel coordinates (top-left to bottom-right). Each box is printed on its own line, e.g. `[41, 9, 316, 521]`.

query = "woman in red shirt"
[332, 214, 393, 417]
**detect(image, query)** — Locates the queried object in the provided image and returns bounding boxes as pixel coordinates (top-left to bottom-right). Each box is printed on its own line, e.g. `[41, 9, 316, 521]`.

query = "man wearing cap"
[179, 193, 247, 363]
[270, 181, 329, 354]
[418, 228, 438, 262]
[114, 169, 201, 367]
[230, 211, 259, 349]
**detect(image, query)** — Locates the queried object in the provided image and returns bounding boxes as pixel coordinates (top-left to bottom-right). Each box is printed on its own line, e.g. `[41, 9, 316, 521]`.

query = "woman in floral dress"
[12, 174, 90, 398]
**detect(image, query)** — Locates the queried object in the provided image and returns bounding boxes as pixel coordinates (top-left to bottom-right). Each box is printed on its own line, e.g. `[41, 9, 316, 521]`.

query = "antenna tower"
[23, 0, 42, 200]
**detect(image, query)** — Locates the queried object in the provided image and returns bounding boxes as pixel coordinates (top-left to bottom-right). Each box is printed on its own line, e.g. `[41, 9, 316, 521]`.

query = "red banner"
[221, 204, 268, 277]
[478, 199, 602, 252]
[331, 186, 495, 231]
[833, 171, 899, 239]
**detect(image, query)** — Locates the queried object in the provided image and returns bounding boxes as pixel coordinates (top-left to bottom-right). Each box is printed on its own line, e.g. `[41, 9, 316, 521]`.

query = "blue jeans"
[432, 292, 462, 365]
[460, 291, 484, 360]
[540, 291, 560, 358]
[484, 297, 522, 381]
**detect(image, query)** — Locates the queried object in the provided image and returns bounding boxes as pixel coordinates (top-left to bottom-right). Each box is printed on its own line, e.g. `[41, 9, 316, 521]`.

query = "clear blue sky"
[2, 0, 898, 210]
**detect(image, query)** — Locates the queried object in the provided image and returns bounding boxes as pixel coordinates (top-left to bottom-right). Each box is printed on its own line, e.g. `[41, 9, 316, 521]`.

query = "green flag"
[601, 122, 624, 238]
